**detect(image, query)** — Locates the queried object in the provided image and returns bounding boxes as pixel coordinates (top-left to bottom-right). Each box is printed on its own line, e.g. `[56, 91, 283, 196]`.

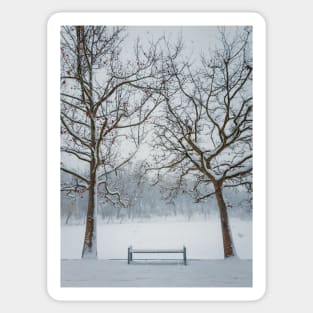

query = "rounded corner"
[46, 12, 64, 28]
[46, 284, 63, 302]
[251, 12, 267, 28]
[251, 284, 267, 302]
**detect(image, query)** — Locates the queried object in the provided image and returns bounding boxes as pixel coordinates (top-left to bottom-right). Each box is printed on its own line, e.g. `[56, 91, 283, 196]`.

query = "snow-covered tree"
[60, 26, 166, 258]
[148, 27, 253, 257]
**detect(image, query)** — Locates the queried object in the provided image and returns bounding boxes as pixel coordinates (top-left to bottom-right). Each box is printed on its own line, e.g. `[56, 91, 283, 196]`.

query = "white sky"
[125, 26, 245, 62]
[126, 26, 220, 55]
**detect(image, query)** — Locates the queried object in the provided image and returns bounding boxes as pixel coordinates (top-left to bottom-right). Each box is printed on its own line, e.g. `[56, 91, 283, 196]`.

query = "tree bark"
[82, 107, 97, 258]
[81, 167, 97, 258]
[214, 182, 235, 258]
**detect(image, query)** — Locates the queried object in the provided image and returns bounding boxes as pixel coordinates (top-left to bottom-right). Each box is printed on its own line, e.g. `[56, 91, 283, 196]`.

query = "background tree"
[60, 26, 166, 258]
[148, 27, 253, 257]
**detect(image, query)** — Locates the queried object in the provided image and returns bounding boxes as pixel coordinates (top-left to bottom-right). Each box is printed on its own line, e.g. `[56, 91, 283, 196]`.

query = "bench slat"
[132, 249, 183, 253]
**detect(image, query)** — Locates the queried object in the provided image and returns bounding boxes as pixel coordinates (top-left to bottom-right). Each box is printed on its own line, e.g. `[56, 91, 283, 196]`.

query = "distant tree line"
[61, 165, 252, 224]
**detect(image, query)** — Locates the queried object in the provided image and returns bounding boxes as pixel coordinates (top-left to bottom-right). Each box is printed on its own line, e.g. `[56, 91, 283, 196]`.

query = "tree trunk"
[81, 111, 97, 258]
[214, 183, 235, 258]
[82, 169, 97, 258]
[81, 95, 97, 257]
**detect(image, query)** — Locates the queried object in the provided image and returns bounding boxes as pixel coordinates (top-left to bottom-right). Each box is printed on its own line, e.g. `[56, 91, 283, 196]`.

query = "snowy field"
[61, 217, 252, 287]
[61, 216, 252, 260]
[61, 258, 252, 287]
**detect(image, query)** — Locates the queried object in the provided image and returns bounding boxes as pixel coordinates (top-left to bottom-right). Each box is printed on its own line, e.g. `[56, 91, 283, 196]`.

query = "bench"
[128, 246, 187, 265]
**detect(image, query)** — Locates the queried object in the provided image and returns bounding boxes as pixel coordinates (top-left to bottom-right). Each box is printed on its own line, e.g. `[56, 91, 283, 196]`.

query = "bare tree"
[149, 27, 253, 258]
[60, 26, 166, 258]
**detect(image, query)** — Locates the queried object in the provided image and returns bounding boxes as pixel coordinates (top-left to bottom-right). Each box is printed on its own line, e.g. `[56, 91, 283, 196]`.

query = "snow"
[61, 217, 252, 287]
[62, 216, 252, 259]
[61, 258, 252, 287]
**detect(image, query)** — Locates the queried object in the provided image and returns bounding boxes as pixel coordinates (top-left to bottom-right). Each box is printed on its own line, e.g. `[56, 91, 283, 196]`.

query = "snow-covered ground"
[61, 258, 252, 287]
[61, 217, 252, 287]
[61, 216, 252, 260]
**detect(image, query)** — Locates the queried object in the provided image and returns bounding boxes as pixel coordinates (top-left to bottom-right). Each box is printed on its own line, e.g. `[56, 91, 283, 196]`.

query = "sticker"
[47, 12, 266, 301]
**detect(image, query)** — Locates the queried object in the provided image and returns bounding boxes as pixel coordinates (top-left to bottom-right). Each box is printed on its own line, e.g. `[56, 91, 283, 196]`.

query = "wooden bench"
[128, 246, 187, 265]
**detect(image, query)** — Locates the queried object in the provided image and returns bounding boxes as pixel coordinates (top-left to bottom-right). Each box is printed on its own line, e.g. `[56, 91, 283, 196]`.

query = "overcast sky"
[127, 26, 219, 53]
[125, 26, 246, 61]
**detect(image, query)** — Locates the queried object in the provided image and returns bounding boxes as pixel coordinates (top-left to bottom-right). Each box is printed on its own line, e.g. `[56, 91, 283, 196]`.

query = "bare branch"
[61, 167, 89, 184]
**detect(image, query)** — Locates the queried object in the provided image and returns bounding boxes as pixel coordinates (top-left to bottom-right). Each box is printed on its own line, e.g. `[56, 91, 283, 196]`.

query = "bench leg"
[128, 247, 130, 264]
[183, 246, 187, 265]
